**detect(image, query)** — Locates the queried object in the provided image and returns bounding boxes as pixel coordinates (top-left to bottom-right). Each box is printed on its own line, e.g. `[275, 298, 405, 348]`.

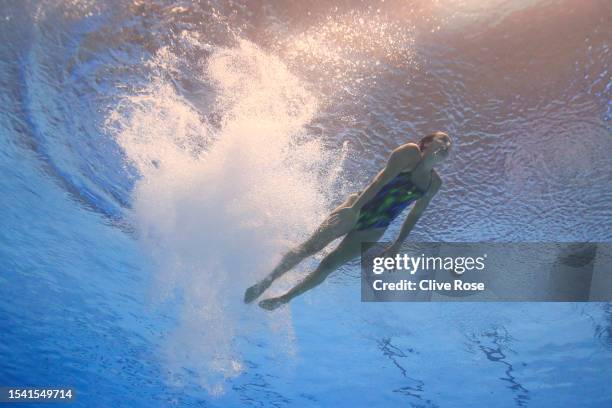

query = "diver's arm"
[350, 144, 421, 210]
[394, 174, 442, 245]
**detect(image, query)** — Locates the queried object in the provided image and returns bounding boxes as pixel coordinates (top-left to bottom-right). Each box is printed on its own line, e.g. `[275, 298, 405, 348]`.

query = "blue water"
[1, 0, 611, 407]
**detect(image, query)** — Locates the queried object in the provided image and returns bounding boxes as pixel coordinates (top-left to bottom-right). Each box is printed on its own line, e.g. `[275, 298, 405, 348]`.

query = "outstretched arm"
[391, 173, 442, 249]
[350, 144, 421, 211]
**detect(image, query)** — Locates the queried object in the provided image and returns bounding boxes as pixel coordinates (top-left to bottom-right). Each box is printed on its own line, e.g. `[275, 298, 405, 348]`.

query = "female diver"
[244, 131, 452, 310]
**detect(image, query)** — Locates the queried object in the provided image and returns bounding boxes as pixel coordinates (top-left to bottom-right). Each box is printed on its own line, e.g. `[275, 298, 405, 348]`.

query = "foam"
[107, 37, 347, 393]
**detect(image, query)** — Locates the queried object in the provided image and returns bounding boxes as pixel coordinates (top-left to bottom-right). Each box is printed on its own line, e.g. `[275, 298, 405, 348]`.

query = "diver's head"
[418, 131, 452, 165]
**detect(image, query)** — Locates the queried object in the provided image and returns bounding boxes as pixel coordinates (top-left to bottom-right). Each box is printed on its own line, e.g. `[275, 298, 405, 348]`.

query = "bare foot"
[244, 278, 273, 303]
[258, 296, 286, 311]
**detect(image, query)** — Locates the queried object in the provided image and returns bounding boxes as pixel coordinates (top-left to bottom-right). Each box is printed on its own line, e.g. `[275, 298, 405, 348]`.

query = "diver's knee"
[301, 241, 323, 257]
[286, 246, 305, 260]
[292, 242, 318, 259]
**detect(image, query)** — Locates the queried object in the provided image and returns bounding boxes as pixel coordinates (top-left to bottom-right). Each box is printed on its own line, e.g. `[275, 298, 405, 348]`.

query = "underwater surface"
[1, 0, 611, 406]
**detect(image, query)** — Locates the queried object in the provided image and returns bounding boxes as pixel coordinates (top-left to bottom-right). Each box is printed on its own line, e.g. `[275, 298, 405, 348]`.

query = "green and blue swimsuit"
[353, 170, 432, 231]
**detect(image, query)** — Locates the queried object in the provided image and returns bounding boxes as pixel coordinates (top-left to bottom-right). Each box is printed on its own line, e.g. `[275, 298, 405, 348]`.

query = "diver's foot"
[258, 296, 286, 311]
[244, 279, 272, 303]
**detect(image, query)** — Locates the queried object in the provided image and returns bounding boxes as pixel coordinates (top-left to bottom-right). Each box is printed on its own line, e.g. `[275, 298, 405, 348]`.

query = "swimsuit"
[353, 170, 433, 231]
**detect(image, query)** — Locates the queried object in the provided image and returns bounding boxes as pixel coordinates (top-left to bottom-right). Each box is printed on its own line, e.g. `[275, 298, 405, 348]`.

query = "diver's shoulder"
[395, 142, 420, 154]
[386, 143, 420, 172]
[391, 143, 420, 161]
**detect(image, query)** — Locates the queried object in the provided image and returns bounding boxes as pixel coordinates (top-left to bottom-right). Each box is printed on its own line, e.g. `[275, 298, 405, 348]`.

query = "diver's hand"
[325, 205, 360, 233]
[244, 278, 272, 303]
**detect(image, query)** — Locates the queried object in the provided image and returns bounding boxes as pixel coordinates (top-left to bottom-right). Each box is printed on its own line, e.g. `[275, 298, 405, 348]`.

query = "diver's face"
[426, 134, 452, 164]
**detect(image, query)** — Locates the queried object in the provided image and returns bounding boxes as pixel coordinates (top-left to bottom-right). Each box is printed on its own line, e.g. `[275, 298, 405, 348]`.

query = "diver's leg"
[258, 227, 385, 310]
[244, 193, 361, 303]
